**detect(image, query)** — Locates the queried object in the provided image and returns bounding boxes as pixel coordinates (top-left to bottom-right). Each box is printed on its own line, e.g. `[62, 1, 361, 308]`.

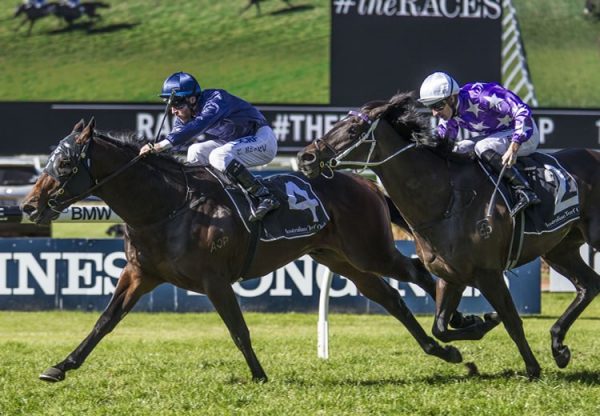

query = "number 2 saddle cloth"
[479, 152, 580, 235]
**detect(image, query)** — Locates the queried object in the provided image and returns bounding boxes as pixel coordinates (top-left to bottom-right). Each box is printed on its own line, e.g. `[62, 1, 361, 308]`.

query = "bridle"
[312, 110, 416, 178]
[44, 132, 144, 214]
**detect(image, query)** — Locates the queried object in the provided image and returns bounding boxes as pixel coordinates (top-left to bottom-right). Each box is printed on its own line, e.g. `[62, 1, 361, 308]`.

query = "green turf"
[1, 293, 599, 415]
[1, 0, 330, 104]
[513, 0, 600, 107]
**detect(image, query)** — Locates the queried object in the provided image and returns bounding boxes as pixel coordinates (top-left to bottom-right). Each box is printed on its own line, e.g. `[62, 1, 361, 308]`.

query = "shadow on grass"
[46, 21, 139, 35]
[269, 5, 315, 16]
[528, 315, 600, 321]
[284, 366, 600, 387]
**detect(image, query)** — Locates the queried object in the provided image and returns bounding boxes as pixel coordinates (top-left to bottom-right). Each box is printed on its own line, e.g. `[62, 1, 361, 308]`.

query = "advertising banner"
[0, 102, 598, 156]
[0, 239, 540, 314]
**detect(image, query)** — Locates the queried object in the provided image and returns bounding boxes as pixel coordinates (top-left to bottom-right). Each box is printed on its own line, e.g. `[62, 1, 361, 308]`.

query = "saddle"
[207, 169, 330, 242]
[479, 152, 580, 235]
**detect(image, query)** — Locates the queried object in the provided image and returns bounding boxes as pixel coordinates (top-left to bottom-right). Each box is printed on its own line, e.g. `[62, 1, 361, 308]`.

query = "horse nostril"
[299, 152, 316, 163]
[22, 204, 35, 215]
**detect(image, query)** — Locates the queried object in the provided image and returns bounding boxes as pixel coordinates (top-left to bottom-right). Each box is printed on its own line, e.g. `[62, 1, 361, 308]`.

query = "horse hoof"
[527, 366, 541, 380]
[484, 312, 501, 324]
[445, 345, 463, 364]
[252, 375, 268, 383]
[553, 345, 571, 369]
[39, 367, 65, 382]
[465, 362, 479, 376]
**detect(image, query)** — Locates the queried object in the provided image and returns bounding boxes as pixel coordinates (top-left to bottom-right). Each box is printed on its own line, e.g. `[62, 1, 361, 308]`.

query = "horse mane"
[363, 91, 471, 162]
[93, 130, 208, 179]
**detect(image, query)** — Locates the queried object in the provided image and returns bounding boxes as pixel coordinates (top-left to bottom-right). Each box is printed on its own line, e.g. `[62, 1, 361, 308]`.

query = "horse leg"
[39, 265, 158, 382]
[15, 18, 27, 32]
[312, 253, 462, 364]
[543, 238, 600, 368]
[205, 281, 267, 382]
[476, 272, 541, 379]
[431, 279, 500, 343]
[27, 20, 34, 36]
[398, 257, 484, 330]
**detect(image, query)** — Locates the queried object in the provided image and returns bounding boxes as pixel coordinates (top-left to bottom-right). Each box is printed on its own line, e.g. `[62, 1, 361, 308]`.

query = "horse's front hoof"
[39, 367, 65, 382]
[252, 375, 268, 383]
[553, 345, 571, 369]
[527, 365, 541, 381]
[444, 345, 463, 364]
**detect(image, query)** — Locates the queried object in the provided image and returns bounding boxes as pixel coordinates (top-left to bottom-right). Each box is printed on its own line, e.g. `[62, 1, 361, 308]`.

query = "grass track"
[513, 0, 600, 107]
[1, 0, 330, 103]
[1, 293, 600, 415]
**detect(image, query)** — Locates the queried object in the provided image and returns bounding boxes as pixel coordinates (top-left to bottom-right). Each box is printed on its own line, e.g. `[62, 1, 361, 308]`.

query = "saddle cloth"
[479, 152, 580, 234]
[214, 172, 330, 242]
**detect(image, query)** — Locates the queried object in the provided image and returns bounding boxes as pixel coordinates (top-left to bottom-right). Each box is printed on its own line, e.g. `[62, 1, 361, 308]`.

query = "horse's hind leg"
[543, 237, 600, 368]
[312, 253, 462, 365]
[39, 265, 159, 382]
[205, 280, 267, 382]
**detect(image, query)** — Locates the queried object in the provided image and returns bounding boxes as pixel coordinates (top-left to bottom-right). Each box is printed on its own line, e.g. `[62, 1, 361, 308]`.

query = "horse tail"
[385, 195, 413, 237]
[93, 2, 111, 7]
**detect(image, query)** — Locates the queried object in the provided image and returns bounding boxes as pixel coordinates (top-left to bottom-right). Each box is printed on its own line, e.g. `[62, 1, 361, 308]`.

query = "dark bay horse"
[53, 2, 109, 25]
[22, 118, 464, 383]
[298, 92, 600, 379]
[14, 2, 56, 35]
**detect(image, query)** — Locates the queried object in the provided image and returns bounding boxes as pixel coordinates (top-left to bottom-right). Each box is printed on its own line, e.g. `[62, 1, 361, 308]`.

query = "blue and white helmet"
[418, 72, 459, 106]
[160, 72, 201, 99]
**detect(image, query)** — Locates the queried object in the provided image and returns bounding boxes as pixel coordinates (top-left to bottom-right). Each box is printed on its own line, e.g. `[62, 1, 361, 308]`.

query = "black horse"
[22, 118, 467, 383]
[53, 1, 110, 25]
[14, 2, 57, 35]
[298, 92, 600, 379]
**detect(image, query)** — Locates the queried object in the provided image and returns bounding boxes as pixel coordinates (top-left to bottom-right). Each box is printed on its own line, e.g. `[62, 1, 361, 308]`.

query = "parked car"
[0, 157, 50, 237]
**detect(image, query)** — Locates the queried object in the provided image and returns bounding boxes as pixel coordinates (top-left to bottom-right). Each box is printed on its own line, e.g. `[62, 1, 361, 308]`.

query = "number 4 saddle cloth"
[479, 152, 580, 234]
[217, 172, 330, 242]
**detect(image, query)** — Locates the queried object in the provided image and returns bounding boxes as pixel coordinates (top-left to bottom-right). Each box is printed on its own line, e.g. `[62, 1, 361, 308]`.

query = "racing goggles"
[427, 99, 448, 111]
[163, 96, 189, 109]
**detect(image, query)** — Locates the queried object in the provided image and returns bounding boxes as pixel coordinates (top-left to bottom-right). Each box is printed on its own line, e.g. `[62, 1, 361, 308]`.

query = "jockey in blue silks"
[418, 71, 541, 217]
[139, 71, 280, 222]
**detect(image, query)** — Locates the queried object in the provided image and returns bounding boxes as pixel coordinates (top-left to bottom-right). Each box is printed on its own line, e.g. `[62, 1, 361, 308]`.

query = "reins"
[321, 115, 416, 176]
[48, 152, 145, 213]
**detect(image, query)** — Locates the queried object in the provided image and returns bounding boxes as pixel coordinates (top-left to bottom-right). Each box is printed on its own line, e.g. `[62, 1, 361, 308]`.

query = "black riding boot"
[226, 160, 280, 222]
[480, 150, 540, 217]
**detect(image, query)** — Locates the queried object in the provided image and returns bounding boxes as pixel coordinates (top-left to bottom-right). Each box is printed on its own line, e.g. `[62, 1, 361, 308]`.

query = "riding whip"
[152, 88, 177, 145]
[477, 164, 507, 239]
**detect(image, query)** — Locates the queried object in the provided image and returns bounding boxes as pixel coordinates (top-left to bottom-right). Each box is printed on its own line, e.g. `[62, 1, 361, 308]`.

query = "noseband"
[44, 133, 144, 213]
[312, 111, 416, 177]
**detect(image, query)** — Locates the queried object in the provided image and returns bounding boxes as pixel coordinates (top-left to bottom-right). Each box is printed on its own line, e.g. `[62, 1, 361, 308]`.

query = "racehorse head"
[22, 118, 96, 224]
[297, 92, 427, 179]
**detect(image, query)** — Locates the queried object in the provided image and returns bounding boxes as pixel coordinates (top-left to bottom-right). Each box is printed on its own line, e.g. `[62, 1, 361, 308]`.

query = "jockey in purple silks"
[418, 72, 541, 217]
[139, 72, 280, 222]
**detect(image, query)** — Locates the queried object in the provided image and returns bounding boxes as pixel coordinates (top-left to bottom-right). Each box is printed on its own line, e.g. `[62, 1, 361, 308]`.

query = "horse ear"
[86, 117, 96, 131]
[77, 117, 96, 143]
[72, 119, 85, 133]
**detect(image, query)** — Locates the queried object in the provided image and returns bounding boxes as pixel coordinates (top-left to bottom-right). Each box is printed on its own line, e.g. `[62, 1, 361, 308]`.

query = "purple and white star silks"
[437, 82, 534, 145]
